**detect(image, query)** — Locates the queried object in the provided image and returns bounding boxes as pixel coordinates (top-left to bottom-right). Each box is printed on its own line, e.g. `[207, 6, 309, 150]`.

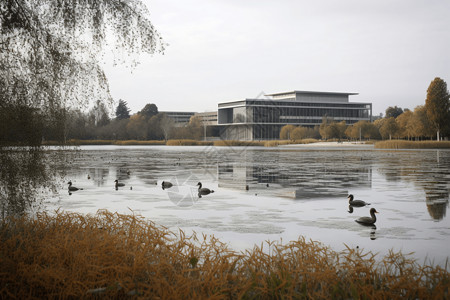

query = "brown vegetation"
[166, 139, 213, 146]
[1, 210, 448, 299]
[213, 140, 265, 147]
[375, 140, 450, 149]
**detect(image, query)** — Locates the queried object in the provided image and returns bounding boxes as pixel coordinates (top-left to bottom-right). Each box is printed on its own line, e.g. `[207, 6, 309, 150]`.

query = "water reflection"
[0, 148, 65, 217]
[425, 190, 449, 221]
[218, 150, 373, 200]
[377, 150, 450, 220]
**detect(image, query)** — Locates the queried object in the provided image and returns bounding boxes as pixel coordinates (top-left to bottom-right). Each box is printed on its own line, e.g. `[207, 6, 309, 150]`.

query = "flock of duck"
[69, 179, 376, 225]
[68, 178, 214, 199]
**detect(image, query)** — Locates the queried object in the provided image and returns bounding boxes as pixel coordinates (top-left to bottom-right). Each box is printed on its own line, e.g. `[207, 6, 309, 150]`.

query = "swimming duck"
[115, 180, 125, 189]
[355, 208, 379, 225]
[197, 182, 214, 196]
[348, 194, 370, 207]
[68, 181, 83, 191]
[162, 181, 173, 190]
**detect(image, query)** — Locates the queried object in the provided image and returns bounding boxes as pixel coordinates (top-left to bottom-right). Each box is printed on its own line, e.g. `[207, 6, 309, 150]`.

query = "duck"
[162, 181, 173, 190]
[68, 181, 83, 191]
[197, 182, 214, 197]
[114, 179, 125, 189]
[355, 208, 379, 225]
[348, 194, 370, 207]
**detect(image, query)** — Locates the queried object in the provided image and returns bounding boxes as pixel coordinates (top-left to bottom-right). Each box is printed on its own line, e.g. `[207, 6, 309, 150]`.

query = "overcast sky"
[103, 0, 450, 116]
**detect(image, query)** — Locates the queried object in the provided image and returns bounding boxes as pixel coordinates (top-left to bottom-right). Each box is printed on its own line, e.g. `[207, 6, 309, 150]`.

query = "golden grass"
[375, 140, 450, 149]
[114, 140, 166, 146]
[264, 139, 320, 147]
[214, 140, 265, 147]
[1, 210, 448, 299]
[166, 139, 213, 146]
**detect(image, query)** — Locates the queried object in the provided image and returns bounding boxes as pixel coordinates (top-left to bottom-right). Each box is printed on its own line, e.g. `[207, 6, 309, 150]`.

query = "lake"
[43, 145, 450, 266]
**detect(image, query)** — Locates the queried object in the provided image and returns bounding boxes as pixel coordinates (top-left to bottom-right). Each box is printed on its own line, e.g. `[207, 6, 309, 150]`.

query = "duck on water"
[115, 180, 125, 190]
[68, 181, 83, 191]
[348, 194, 370, 207]
[197, 182, 214, 198]
[162, 181, 173, 190]
[355, 208, 379, 226]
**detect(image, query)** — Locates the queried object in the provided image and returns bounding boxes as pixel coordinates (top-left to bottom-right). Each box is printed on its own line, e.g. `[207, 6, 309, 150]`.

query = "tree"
[279, 125, 296, 140]
[0, 0, 164, 145]
[115, 100, 131, 120]
[396, 110, 414, 140]
[159, 113, 175, 141]
[425, 77, 450, 141]
[290, 126, 308, 140]
[139, 103, 159, 119]
[126, 114, 147, 139]
[379, 117, 398, 140]
[319, 116, 338, 140]
[89, 100, 110, 127]
[411, 105, 434, 140]
[385, 106, 404, 119]
[335, 121, 347, 141]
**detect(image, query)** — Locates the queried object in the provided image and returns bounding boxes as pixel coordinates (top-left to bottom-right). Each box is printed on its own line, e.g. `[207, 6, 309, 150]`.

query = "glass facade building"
[218, 91, 372, 140]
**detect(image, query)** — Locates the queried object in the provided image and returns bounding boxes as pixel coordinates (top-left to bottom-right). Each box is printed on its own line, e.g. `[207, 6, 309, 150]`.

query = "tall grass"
[1, 210, 448, 299]
[166, 139, 213, 146]
[264, 139, 319, 147]
[375, 140, 450, 149]
[214, 140, 266, 147]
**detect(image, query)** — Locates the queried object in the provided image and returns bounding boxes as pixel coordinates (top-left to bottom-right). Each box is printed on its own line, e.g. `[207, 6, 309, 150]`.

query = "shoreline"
[280, 141, 374, 148]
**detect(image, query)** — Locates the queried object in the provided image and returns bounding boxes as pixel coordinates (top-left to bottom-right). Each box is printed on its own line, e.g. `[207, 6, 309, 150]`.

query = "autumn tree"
[395, 110, 414, 140]
[425, 77, 450, 141]
[290, 126, 308, 140]
[126, 114, 147, 139]
[411, 105, 434, 140]
[279, 125, 296, 140]
[379, 117, 398, 140]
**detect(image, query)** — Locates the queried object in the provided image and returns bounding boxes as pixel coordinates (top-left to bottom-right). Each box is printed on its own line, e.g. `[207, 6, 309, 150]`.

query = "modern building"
[194, 111, 218, 126]
[218, 90, 372, 140]
[161, 111, 196, 126]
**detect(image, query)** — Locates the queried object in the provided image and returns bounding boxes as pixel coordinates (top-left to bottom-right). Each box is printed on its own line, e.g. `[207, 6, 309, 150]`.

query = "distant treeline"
[281, 102, 449, 141]
[1, 78, 449, 146]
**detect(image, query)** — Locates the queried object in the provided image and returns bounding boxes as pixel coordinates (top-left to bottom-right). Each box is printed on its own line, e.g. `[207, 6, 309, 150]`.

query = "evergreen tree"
[115, 100, 131, 120]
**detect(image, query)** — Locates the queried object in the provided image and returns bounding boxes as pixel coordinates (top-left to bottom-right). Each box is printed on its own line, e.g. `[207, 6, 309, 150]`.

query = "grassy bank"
[1, 210, 448, 299]
[375, 140, 450, 149]
[166, 139, 214, 146]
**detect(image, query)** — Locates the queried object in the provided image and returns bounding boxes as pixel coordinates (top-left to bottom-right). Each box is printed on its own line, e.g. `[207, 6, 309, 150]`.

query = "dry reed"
[165, 139, 213, 146]
[213, 140, 265, 147]
[1, 210, 448, 299]
[375, 140, 450, 149]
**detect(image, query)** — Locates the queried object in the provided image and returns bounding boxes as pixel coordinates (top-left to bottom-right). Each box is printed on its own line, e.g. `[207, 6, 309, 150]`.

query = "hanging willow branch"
[0, 0, 164, 115]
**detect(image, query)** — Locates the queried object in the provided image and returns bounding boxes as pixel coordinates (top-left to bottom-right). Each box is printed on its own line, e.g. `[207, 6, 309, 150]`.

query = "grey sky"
[104, 0, 450, 116]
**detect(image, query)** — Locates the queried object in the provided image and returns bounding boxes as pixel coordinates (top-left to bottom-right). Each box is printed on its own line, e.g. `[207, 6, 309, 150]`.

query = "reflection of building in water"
[218, 152, 373, 199]
[425, 189, 449, 220]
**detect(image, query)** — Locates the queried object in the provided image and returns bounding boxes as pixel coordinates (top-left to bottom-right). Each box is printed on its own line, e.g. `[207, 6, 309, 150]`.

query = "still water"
[44, 145, 450, 266]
